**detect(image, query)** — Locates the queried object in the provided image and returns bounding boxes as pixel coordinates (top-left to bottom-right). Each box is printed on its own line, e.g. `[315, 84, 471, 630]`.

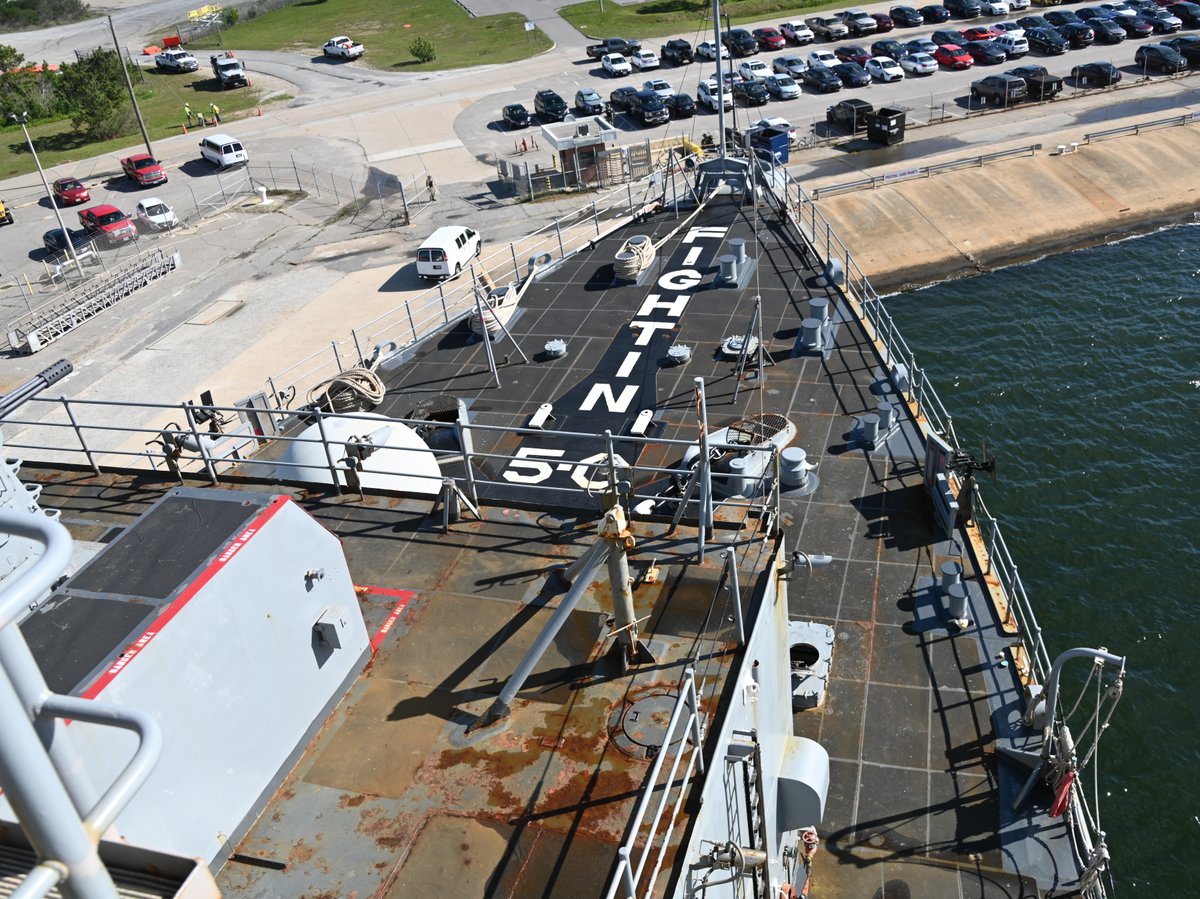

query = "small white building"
[539, 115, 620, 183]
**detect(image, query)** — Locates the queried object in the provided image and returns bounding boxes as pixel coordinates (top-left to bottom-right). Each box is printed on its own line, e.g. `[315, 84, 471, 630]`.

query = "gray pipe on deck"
[477, 542, 612, 727]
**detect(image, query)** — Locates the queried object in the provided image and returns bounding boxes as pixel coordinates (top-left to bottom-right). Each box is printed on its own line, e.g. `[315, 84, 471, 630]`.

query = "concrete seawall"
[806, 120, 1200, 293]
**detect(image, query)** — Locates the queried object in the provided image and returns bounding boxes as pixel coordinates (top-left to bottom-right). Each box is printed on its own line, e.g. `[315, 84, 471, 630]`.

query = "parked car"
[826, 98, 875, 130]
[695, 41, 720, 60]
[779, 21, 816, 44]
[154, 48, 198, 72]
[765, 74, 801, 98]
[808, 49, 838, 67]
[805, 16, 851, 40]
[322, 36, 365, 59]
[1134, 42, 1186, 70]
[748, 116, 797, 143]
[905, 37, 940, 53]
[501, 103, 530, 128]
[971, 72, 1028, 102]
[1057, 22, 1096, 46]
[78, 204, 137, 244]
[901, 50, 939, 73]
[866, 55, 906, 80]
[1135, 9, 1182, 31]
[1025, 26, 1069, 52]
[1009, 0, 1030, 9]
[696, 79, 731, 110]
[120, 153, 167, 187]
[1166, 1, 1200, 27]
[832, 61, 873, 85]
[629, 49, 660, 70]
[839, 8, 880, 35]
[1071, 60, 1124, 82]
[661, 38, 694, 65]
[609, 85, 639, 112]
[732, 79, 769, 105]
[722, 29, 759, 56]
[964, 38, 1008, 61]
[1017, 15, 1051, 29]
[836, 44, 873, 64]
[890, 5, 926, 25]
[774, 55, 809, 76]
[1044, 9, 1082, 25]
[992, 21, 1026, 33]
[934, 43, 975, 66]
[944, 0, 983, 18]
[994, 34, 1030, 56]
[872, 12, 897, 31]
[52, 177, 90, 207]
[42, 227, 90, 256]
[602, 53, 632, 76]
[738, 59, 771, 80]
[1112, 15, 1155, 34]
[1096, 1, 1137, 16]
[533, 89, 567, 121]
[629, 89, 669, 124]
[981, 0, 1010, 13]
[962, 24, 997, 40]
[134, 197, 179, 232]
[920, 4, 953, 21]
[665, 92, 696, 117]
[1087, 17, 1129, 42]
[752, 27, 787, 50]
[1164, 34, 1200, 65]
[802, 65, 843, 91]
[643, 79, 673, 100]
[932, 28, 967, 44]
[575, 87, 604, 114]
[872, 38, 909, 59]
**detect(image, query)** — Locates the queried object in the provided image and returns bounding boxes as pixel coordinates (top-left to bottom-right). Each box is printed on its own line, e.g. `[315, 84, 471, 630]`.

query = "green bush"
[224, 7, 239, 26]
[409, 37, 436, 63]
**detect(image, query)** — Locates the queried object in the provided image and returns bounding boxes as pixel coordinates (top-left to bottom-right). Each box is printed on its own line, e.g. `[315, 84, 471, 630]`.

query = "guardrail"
[1084, 110, 1200, 144]
[811, 144, 1042, 200]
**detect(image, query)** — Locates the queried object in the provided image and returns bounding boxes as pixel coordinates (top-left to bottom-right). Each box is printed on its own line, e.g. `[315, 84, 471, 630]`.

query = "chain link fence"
[247, 161, 434, 229]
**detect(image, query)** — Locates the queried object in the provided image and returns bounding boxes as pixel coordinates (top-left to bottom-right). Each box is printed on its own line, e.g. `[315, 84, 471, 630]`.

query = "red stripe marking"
[81, 495, 292, 700]
[361, 587, 415, 654]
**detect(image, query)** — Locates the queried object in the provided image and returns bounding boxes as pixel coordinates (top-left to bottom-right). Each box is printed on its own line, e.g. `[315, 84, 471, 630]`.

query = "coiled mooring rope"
[308, 367, 386, 414]
[614, 234, 655, 280]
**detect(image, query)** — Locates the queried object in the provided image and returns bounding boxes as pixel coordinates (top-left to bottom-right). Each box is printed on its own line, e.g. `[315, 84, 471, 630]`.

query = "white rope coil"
[614, 234, 655, 280]
[308, 367, 386, 414]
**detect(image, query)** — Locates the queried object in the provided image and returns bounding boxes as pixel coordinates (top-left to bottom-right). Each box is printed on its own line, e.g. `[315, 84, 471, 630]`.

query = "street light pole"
[108, 15, 153, 157]
[9, 112, 85, 278]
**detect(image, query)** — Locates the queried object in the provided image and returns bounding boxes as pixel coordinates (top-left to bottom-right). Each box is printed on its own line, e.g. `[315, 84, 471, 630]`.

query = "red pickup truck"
[121, 153, 167, 187]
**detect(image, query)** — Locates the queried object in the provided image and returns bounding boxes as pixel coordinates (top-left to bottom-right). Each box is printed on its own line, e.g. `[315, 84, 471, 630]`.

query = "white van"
[416, 226, 481, 281]
[199, 133, 248, 168]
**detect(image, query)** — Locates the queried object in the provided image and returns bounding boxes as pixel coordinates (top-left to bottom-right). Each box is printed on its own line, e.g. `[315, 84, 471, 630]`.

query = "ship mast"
[711, 0, 726, 159]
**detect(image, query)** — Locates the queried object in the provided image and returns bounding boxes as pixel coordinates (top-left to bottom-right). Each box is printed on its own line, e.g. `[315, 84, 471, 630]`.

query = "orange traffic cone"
[182, 123, 188, 134]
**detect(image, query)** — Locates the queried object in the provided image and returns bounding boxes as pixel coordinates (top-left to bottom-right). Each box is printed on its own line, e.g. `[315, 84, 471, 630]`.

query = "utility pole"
[108, 15, 153, 157]
[9, 113, 85, 278]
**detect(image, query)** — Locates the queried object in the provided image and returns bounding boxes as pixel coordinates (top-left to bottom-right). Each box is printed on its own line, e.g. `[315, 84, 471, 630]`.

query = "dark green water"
[885, 225, 1200, 894]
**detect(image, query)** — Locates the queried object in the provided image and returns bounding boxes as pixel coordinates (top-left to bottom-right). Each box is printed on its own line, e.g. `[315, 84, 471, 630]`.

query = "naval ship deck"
[22, 189, 1050, 898]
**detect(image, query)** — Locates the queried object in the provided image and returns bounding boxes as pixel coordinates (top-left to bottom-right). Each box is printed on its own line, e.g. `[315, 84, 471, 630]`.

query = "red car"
[752, 27, 787, 50]
[835, 44, 873, 64]
[872, 12, 896, 30]
[934, 43, 974, 68]
[78, 204, 138, 244]
[962, 25, 996, 41]
[120, 153, 167, 187]
[52, 177, 90, 207]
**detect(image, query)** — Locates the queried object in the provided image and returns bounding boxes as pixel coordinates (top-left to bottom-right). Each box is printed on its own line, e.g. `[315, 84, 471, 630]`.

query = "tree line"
[0, 0, 88, 30]
[0, 45, 133, 140]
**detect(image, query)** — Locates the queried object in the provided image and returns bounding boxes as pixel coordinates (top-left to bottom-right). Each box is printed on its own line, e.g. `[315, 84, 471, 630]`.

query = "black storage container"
[867, 107, 906, 146]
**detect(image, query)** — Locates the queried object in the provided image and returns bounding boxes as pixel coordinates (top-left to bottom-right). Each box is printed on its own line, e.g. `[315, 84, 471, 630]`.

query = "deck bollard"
[781, 447, 811, 488]
[860, 413, 879, 448]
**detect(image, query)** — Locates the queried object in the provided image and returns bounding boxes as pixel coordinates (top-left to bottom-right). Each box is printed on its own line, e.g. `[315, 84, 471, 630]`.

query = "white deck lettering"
[630, 321, 675, 346]
[616, 351, 642, 379]
[580, 383, 639, 413]
[635, 293, 691, 318]
[658, 270, 703, 291]
[683, 227, 728, 243]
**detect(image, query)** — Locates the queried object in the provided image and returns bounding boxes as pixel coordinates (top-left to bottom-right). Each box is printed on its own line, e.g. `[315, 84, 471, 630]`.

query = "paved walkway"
[453, 0, 587, 50]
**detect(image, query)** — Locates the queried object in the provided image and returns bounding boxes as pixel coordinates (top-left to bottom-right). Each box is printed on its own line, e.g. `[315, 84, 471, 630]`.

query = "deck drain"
[609, 690, 690, 760]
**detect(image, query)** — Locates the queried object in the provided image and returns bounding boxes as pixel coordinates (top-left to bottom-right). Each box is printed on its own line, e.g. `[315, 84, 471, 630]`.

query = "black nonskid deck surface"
[19, 193, 1050, 897]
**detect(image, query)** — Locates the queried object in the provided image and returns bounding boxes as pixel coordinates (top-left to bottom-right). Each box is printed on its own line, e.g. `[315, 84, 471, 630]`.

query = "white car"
[773, 55, 808, 76]
[737, 59, 770, 81]
[643, 78, 674, 99]
[749, 116, 797, 144]
[807, 49, 837, 68]
[696, 40, 719, 60]
[764, 74, 800, 99]
[629, 49, 660, 70]
[697, 79, 732, 111]
[1097, 1, 1137, 16]
[602, 53, 632, 76]
[1008, 0, 1030, 8]
[134, 197, 178, 232]
[992, 21, 1025, 34]
[866, 56, 905, 82]
[780, 20, 815, 44]
[900, 51, 938, 75]
[980, 0, 1009, 14]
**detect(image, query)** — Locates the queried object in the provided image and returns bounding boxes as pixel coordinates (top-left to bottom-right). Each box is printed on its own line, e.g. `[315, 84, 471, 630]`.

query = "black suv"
[722, 29, 759, 57]
[826, 98, 874, 131]
[661, 38, 693, 65]
[533, 89, 568, 122]
[970, 73, 1027, 104]
[1134, 43, 1186, 72]
[609, 86, 639, 113]
[630, 89, 669, 125]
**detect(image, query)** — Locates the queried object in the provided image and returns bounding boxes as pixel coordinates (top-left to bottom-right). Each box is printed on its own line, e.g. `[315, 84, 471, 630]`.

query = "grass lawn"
[559, 0, 832, 41]
[187, 0, 553, 71]
[0, 68, 266, 179]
